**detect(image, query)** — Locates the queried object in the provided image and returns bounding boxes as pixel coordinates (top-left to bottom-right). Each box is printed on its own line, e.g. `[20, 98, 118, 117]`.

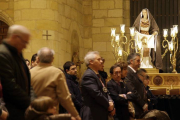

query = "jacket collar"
[38, 63, 52, 67]
[145, 85, 150, 90]
[65, 73, 78, 83]
[3, 41, 19, 55]
[128, 65, 136, 73]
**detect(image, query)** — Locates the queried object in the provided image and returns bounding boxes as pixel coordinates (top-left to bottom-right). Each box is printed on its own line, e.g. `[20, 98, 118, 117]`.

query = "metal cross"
[42, 30, 51, 40]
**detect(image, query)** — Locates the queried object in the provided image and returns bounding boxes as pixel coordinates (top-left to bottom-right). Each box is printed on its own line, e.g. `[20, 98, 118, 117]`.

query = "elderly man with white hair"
[31, 47, 81, 120]
[81, 51, 115, 120]
[0, 25, 31, 120]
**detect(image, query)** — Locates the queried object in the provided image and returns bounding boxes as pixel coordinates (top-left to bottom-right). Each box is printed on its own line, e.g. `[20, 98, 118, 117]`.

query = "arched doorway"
[0, 20, 9, 43]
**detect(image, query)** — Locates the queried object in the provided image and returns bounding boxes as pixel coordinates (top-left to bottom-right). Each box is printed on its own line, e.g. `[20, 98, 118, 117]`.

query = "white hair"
[84, 51, 99, 66]
[37, 47, 55, 63]
[7, 25, 30, 37]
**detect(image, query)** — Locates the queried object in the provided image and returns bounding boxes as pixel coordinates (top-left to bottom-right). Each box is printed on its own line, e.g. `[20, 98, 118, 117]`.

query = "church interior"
[0, 0, 180, 119]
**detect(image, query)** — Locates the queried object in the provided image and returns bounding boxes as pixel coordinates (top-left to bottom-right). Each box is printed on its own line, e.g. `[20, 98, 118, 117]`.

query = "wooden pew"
[170, 89, 180, 95]
[150, 89, 166, 95]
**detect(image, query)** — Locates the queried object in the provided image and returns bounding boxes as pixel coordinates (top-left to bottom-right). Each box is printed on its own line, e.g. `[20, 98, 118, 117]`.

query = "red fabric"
[0, 82, 3, 98]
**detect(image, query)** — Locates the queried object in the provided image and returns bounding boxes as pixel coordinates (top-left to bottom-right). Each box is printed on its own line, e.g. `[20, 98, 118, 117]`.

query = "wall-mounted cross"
[42, 30, 51, 40]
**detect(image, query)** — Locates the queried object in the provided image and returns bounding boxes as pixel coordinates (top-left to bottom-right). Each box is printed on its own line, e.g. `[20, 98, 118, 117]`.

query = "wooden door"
[0, 21, 9, 44]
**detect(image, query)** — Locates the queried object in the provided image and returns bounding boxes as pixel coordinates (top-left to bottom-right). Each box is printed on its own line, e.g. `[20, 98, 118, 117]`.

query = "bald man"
[0, 25, 31, 120]
[31, 47, 81, 120]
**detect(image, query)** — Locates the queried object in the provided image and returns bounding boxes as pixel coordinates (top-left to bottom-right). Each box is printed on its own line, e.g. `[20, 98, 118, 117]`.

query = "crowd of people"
[0, 25, 170, 120]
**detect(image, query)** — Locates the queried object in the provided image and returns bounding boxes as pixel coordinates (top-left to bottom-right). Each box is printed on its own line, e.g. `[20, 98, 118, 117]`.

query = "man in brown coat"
[31, 47, 81, 120]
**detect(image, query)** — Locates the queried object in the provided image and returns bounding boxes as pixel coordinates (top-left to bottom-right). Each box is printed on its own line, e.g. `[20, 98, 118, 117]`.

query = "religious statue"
[133, 8, 163, 69]
[72, 51, 84, 79]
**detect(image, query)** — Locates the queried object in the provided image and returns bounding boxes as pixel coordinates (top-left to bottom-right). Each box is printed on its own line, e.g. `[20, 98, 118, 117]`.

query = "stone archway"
[0, 11, 14, 26]
[0, 11, 14, 43]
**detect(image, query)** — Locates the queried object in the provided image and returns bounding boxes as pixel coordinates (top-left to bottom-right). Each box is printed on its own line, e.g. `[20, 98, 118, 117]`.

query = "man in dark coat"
[63, 61, 84, 113]
[125, 53, 148, 119]
[81, 51, 115, 120]
[107, 64, 137, 120]
[137, 69, 158, 110]
[0, 25, 31, 120]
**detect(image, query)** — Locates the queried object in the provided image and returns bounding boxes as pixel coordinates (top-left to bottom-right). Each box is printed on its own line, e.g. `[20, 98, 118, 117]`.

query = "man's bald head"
[37, 47, 55, 63]
[7, 25, 30, 38]
[6, 25, 31, 53]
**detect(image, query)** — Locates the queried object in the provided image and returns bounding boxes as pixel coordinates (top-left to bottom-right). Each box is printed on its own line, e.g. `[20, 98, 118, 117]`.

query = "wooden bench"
[150, 89, 166, 95]
[170, 89, 180, 95]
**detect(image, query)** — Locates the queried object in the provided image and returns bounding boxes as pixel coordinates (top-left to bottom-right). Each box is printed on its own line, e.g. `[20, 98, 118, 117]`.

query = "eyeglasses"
[140, 74, 147, 78]
[17, 35, 29, 44]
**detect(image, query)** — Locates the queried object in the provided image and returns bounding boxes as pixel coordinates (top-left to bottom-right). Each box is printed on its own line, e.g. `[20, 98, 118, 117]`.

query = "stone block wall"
[91, 0, 130, 74]
[0, 0, 131, 76]
[13, 0, 85, 68]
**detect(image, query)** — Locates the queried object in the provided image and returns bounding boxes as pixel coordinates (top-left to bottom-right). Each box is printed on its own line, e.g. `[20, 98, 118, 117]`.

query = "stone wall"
[0, 0, 131, 75]
[13, 0, 85, 68]
[91, 0, 130, 74]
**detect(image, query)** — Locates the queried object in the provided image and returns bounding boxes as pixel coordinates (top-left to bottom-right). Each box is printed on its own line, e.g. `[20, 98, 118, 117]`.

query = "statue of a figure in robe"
[133, 8, 163, 69]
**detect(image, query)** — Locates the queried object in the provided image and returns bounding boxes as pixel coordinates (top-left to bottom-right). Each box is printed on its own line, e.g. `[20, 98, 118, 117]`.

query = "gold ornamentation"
[162, 26, 178, 73]
[153, 75, 163, 86]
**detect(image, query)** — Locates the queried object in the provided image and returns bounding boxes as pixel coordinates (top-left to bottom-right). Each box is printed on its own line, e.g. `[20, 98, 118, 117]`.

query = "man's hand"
[109, 108, 116, 116]
[119, 94, 127, 99]
[143, 104, 148, 112]
[71, 117, 76, 120]
[75, 115, 81, 120]
[108, 101, 114, 111]
[0, 110, 8, 120]
[127, 92, 132, 94]
[153, 31, 158, 36]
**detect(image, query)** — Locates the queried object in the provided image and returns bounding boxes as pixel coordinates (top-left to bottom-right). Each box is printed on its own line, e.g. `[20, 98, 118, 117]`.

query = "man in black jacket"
[107, 64, 136, 120]
[63, 61, 83, 113]
[0, 25, 31, 120]
[125, 53, 148, 119]
[81, 51, 115, 120]
[137, 69, 157, 110]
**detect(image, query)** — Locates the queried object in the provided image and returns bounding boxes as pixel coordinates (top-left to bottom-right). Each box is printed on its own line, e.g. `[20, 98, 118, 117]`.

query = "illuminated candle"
[163, 29, 168, 37]
[169, 41, 173, 51]
[173, 25, 178, 34]
[118, 49, 122, 56]
[111, 28, 116, 36]
[129, 27, 135, 36]
[120, 24, 125, 33]
[115, 34, 120, 42]
[171, 28, 175, 37]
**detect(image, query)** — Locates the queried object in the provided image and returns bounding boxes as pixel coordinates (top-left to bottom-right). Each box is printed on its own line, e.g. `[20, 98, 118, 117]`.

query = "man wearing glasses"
[107, 64, 135, 120]
[0, 25, 31, 120]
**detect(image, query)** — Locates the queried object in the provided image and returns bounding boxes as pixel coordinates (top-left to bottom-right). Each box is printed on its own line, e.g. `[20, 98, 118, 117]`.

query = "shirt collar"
[89, 67, 99, 74]
[128, 65, 136, 73]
